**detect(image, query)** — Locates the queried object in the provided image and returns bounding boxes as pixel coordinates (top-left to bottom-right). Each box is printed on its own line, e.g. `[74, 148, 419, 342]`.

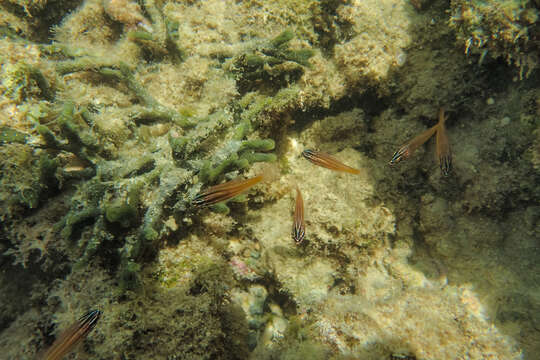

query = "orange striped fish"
[38, 310, 101, 360]
[435, 108, 452, 176]
[302, 150, 360, 175]
[389, 108, 452, 176]
[292, 186, 305, 244]
[389, 124, 438, 165]
[192, 174, 264, 207]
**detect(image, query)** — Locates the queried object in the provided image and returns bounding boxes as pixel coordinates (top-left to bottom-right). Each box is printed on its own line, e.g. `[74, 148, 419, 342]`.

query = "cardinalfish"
[192, 174, 264, 207]
[38, 309, 101, 360]
[389, 108, 452, 175]
[292, 186, 305, 244]
[302, 149, 361, 175]
[435, 108, 452, 176]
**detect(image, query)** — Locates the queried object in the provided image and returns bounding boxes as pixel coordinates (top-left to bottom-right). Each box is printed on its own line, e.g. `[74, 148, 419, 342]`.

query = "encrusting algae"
[0, 0, 539, 359]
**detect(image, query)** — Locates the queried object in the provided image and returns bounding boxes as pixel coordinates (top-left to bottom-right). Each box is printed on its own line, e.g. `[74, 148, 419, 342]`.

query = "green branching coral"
[54, 155, 164, 271]
[51, 115, 265, 283]
[105, 201, 137, 228]
[55, 60, 194, 128]
[57, 206, 102, 241]
[198, 134, 276, 184]
[230, 30, 315, 93]
[126, 0, 184, 62]
[1, 0, 290, 299]
[36, 101, 102, 170]
[123, 103, 278, 264]
[107, 91, 281, 287]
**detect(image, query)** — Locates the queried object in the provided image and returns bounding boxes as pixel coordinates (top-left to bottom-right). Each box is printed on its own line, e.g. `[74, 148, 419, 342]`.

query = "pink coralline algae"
[230, 256, 260, 281]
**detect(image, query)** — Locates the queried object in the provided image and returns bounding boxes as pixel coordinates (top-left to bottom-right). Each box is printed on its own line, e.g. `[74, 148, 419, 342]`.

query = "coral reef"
[229, 29, 315, 93]
[0, 0, 539, 359]
[333, 0, 414, 95]
[450, 0, 540, 78]
[0, 262, 250, 359]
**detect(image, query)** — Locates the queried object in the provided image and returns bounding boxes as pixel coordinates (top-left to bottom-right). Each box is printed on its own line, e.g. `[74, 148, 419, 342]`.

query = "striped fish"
[192, 174, 264, 207]
[38, 310, 101, 360]
[292, 186, 305, 244]
[302, 149, 360, 175]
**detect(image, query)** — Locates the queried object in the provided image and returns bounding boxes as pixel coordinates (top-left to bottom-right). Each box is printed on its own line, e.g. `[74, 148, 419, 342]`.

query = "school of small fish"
[39, 109, 451, 358]
[193, 107, 451, 244]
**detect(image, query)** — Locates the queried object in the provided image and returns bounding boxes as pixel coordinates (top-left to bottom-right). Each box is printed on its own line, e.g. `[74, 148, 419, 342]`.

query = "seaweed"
[0, 127, 28, 145]
[2, 62, 55, 102]
[231, 30, 315, 93]
[36, 101, 101, 170]
[56, 60, 195, 128]
[126, 0, 185, 62]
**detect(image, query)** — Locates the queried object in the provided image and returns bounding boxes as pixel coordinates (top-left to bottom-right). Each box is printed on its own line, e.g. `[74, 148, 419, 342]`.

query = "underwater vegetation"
[450, 0, 540, 78]
[0, 0, 539, 359]
[230, 29, 315, 93]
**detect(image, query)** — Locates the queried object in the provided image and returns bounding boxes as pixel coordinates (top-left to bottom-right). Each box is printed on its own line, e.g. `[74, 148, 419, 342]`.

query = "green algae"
[105, 201, 138, 228]
[2, 62, 54, 102]
[36, 101, 102, 171]
[231, 30, 315, 92]
[57, 206, 102, 240]
[0, 126, 28, 144]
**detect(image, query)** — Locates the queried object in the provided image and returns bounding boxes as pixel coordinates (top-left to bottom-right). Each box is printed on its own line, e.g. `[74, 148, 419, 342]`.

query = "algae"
[0, 0, 539, 359]
[450, 0, 540, 78]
